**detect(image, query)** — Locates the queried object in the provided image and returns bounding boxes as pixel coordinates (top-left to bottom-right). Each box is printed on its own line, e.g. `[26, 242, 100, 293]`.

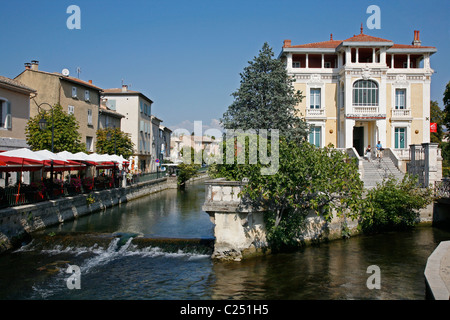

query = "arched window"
[353, 80, 378, 106]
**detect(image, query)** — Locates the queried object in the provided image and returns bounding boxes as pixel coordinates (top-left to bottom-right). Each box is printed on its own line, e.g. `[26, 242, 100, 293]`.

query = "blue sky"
[0, 0, 449, 133]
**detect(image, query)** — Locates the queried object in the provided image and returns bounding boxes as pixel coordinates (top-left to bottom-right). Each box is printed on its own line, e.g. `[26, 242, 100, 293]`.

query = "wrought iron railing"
[435, 179, 450, 199]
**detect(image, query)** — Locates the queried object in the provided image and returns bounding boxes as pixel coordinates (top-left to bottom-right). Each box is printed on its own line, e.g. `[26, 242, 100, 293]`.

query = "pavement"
[425, 240, 450, 300]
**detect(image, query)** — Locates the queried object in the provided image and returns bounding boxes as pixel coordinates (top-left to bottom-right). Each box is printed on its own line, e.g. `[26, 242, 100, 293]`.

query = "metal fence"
[0, 172, 165, 209]
[435, 178, 450, 199]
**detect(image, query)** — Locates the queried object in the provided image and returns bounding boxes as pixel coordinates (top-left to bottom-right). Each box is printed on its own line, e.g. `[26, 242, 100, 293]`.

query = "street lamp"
[36, 102, 55, 196]
[36, 102, 54, 153]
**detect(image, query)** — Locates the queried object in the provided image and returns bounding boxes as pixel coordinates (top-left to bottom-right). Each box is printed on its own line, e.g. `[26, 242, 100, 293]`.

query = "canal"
[0, 179, 449, 300]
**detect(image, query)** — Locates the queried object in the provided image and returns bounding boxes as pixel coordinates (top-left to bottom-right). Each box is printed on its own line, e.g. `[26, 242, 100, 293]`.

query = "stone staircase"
[362, 156, 405, 189]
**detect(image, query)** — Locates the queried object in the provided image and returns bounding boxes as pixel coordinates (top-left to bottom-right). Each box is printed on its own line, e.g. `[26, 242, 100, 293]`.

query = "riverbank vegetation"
[210, 42, 436, 252]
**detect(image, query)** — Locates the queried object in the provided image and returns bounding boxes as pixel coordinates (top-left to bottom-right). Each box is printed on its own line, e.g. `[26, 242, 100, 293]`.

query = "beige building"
[279, 28, 437, 161]
[0, 76, 36, 150]
[103, 85, 168, 173]
[15, 61, 102, 152]
[170, 134, 219, 164]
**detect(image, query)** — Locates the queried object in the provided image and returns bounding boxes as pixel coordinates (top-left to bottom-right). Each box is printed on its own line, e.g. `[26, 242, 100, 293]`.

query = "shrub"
[359, 174, 433, 233]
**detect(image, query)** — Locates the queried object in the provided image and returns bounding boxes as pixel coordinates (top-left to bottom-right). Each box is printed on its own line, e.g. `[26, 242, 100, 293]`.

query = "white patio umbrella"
[1, 148, 50, 162]
[35, 149, 68, 162]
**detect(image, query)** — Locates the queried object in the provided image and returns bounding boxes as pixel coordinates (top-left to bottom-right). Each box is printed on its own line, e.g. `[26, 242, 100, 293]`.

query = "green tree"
[430, 100, 444, 144]
[210, 138, 364, 251]
[443, 80, 450, 135]
[96, 128, 134, 158]
[221, 42, 308, 142]
[441, 81, 450, 177]
[177, 147, 201, 189]
[25, 104, 86, 152]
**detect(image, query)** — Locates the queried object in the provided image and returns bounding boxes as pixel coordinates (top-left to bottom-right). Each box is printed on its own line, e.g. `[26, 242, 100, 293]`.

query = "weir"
[26, 232, 215, 256]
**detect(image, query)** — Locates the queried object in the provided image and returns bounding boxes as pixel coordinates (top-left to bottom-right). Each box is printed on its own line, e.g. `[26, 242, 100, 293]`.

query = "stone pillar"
[423, 143, 441, 187]
[202, 179, 268, 261]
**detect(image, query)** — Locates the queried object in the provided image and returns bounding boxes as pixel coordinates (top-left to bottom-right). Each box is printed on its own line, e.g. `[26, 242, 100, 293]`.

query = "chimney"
[283, 39, 291, 48]
[412, 30, 421, 46]
[330, 33, 333, 41]
[31, 60, 39, 71]
[24, 62, 31, 70]
[88, 80, 92, 84]
[122, 84, 128, 92]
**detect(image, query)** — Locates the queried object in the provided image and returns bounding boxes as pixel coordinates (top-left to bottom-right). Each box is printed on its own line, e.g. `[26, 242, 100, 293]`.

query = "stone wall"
[0, 177, 177, 253]
[202, 178, 439, 261]
[202, 178, 359, 261]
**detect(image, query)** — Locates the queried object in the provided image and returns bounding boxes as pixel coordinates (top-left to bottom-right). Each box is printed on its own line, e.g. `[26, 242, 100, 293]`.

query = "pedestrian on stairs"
[365, 145, 372, 161]
[376, 141, 383, 159]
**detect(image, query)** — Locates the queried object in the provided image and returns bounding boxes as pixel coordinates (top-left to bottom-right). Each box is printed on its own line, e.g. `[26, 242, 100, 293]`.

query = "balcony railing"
[306, 108, 326, 118]
[392, 109, 411, 117]
[352, 106, 379, 115]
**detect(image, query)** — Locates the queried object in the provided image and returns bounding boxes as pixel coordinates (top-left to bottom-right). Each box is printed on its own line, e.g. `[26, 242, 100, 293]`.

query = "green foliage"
[359, 174, 433, 233]
[220, 42, 308, 143]
[443, 80, 450, 133]
[177, 163, 200, 189]
[210, 138, 364, 251]
[25, 104, 86, 152]
[96, 128, 134, 158]
[430, 100, 445, 144]
[177, 147, 201, 189]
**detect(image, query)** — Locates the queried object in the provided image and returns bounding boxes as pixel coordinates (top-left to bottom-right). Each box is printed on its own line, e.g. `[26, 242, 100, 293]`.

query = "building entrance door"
[353, 126, 364, 157]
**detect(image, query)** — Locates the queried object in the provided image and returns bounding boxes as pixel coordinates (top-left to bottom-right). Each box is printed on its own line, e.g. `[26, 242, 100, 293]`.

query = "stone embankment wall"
[202, 178, 442, 261]
[0, 176, 178, 253]
[202, 178, 360, 261]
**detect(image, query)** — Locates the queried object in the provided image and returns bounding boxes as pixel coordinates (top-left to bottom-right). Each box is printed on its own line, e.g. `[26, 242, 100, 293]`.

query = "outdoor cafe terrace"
[0, 148, 131, 208]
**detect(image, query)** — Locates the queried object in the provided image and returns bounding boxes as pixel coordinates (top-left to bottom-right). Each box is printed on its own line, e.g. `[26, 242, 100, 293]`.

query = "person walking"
[365, 145, 372, 161]
[376, 141, 383, 159]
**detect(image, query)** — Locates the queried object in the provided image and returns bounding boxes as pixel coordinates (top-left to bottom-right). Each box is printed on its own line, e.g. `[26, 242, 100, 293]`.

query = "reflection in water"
[210, 227, 450, 300]
[0, 179, 449, 300]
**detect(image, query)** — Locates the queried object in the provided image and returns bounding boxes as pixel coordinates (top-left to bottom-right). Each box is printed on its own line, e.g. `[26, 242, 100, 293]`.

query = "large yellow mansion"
[279, 27, 437, 160]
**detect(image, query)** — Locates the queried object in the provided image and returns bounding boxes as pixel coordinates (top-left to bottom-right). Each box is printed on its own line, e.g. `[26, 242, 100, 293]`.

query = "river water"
[0, 180, 449, 300]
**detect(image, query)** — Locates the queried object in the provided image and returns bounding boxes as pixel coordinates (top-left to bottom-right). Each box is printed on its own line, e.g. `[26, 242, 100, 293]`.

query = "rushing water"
[0, 180, 449, 300]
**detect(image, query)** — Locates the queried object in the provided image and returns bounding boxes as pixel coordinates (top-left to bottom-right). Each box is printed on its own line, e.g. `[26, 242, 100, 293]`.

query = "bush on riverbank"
[359, 174, 434, 234]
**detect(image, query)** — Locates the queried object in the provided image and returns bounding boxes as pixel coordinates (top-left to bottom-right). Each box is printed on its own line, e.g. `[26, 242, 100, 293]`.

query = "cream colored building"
[15, 61, 102, 152]
[0, 75, 36, 150]
[103, 86, 169, 173]
[279, 29, 436, 160]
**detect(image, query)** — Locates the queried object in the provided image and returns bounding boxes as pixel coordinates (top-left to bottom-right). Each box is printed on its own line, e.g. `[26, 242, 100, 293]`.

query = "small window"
[310, 88, 321, 109]
[0, 100, 11, 129]
[395, 89, 406, 109]
[72, 87, 77, 98]
[309, 126, 321, 147]
[68, 105, 74, 115]
[85, 90, 90, 101]
[292, 61, 301, 68]
[140, 101, 143, 113]
[87, 109, 93, 126]
[394, 127, 407, 149]
[86, 136, 93, 152]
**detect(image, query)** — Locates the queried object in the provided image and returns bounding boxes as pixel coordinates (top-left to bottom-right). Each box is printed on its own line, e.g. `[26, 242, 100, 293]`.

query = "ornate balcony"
[391, 109, 412, 119]
[345, 106, 386, 120]
[305, 108, 326, 119]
